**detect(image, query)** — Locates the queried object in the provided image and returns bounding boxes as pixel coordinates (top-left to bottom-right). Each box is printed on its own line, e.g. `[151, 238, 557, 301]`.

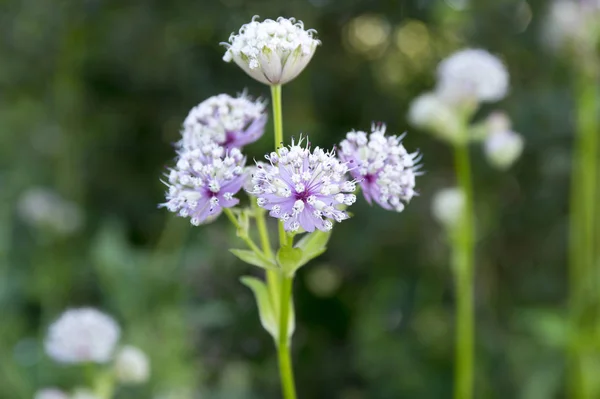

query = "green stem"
[252, 198, 280, 315]
[270, 83, 298, 399]
[223, 208, 267, 259]
[452, 141, 474, 399]
[271, 84, 288, 247]
[277, 275, 297, 399]
[568, 67, 599, 399]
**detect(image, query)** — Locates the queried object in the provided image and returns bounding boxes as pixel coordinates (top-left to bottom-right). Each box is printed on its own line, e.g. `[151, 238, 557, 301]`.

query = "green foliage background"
[0, 0, 579, 397]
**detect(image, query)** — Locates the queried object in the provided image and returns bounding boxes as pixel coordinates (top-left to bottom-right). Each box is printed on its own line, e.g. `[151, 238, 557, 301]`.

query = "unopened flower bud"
[114, 345, 150, 384]
[484, 129, 524, 170]
[408, 93, 461, 143]
[432, 188, 465, 229]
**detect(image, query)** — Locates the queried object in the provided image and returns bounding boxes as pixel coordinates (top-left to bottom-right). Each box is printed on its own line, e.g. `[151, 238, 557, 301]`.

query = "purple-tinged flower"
[249, 138, 356, 232]
[180, 93, 267, 150]
[338, 124, 420, 212]
[162, 143, 246, 226]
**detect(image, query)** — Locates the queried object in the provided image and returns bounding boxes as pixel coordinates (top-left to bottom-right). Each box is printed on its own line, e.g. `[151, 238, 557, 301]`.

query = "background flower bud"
[114, 345, 150, 384]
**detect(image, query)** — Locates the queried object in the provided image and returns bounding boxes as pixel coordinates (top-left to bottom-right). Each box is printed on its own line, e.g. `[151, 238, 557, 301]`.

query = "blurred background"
[0, 0, 583, 398]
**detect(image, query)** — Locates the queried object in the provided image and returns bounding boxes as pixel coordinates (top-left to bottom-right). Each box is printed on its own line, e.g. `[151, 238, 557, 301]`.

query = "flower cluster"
[338, 124, 420, 213]
[163, 143, 246, 226]
[223, 16, 321, 85]
[249, 138, 356, 232]
[180, 93, 267, 151]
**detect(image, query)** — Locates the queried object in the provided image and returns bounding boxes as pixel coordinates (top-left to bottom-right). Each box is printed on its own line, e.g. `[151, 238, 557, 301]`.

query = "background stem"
[453, 141, 474, 399]
[568, 66, 599, 399]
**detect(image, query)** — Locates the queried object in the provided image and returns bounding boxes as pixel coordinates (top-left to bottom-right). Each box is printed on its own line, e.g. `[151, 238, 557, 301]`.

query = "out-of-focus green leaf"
[230, 249, 277, 270]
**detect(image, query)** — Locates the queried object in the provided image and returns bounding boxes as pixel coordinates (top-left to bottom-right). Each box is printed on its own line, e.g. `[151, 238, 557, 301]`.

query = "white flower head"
[484, 114, 524, 170]
[407, 92, 462, 143]
[114, 345, 150, 384]
[437, 49, 509, 104]
[45, 308, 120, 364]
[432, 187, 465, 229]
[34, 389, 69, 399]
[18, 188, 83, 235]
[543, 0, 600, 53]
[180, 93, 267, 151]
[223, 16, 321, 85]
[71, 389, 101, 399]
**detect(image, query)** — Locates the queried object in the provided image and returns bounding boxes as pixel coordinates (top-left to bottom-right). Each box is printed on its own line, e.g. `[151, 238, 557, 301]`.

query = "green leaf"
[229, 249, 277, 270]
[293, 230, 331, 270]
[240, 276, 278, 340]
[277, 246, 303, 275]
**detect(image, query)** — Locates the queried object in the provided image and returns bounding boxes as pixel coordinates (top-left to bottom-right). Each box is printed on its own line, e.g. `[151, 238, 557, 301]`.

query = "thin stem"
[568, 67, 599, 399]
[452, 141, 474, 399]
[223, 208, 265, 257]
[270, 83, 298, 399]
[277, 275, 297, 399]
[252, 198, 280, 314]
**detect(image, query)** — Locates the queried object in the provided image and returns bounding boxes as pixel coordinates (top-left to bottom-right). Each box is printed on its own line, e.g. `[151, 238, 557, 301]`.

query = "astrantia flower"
[180, 93, 267, 150]
[250, 138, 356, 232]
[338, 124, 420, 212]
[45, 308, 120, 364]
[223, 16, 320, 85]
[407, 92, 461, 143]
[114, 345, 150, 384]
[437, 49, 509, 104]
[432, 187, 465, 229]
[163, 143, 246, 226]
[34, 389, 69, 399]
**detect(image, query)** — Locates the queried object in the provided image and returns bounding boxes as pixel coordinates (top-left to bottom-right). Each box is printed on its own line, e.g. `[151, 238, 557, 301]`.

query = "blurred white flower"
[432, 187, 465, 229]
[223, 16, 320, 85]
[34, 388, 69, 399]
[45, 308, 120, 364]
[18, 188, 83, 235]
[407, 92, 462, 143]
[544, 0, 600, 53]
[484, 126, 524, 170]
[114, 345, 150, 384]
[437, 49, 509, 104]
[71, 389, 100, 399]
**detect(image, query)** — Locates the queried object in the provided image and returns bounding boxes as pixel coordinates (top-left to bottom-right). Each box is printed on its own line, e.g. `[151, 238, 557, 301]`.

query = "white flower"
[407, 92, 462, 143]
[71, 389, 101, 399]
[45, 308, 120, 364]
[18, 188, 83, 235]
[223, 16, 320, 85]
[432, 187, 465, 228]
[543, 0, 600, 53]
[484, 127, 524, 170]
[114, 345, 150, 384]
[34, 389, 69, 399]
[437, 49, 509, 104]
